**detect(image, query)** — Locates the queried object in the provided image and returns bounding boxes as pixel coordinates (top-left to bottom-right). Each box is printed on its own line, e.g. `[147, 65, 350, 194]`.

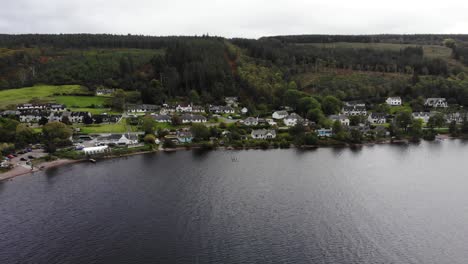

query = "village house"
[283, 113, 304, 127]
[209, 105, 235, 114]
[176, 131, 193, 143]
[191, 105, 205, 113]
[342, 104, 367, 116]
[69, 112, 91, 123]
[316, 128, 333, 137]
[19, 110, 47, 123]
[48, 112, 64, 122]
[272, 110, 289, 120]
[1, 110, 20, 117]
[176, 103, 193, 113]
[224, 97, 239, 107]
[127, 104, 159, 113]
[367, 113, 387, 124]
[96, 134, 139, 146]
[152, 114, 172, 123]
[93, 114, 121, 124]
[329, 115, 350, 126]
[243, 117, 259, 126]
[159, 105, 177, 115]
[412, 112, 432, 123]
[95, 88, 115, 96]
[386, 97, 402, 106]
[48, 104, 66, 112]
[181, 114, 207, 123]
[16, 103, 48, 111]
[266, 119, 277, 126]
[251, 129, 277, 139]
[445, 112, 465, 124]
[425, 98, 448, 108]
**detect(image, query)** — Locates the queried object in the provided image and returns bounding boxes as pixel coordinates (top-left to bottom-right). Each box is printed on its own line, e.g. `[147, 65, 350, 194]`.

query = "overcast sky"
[1, 0, 467, 38]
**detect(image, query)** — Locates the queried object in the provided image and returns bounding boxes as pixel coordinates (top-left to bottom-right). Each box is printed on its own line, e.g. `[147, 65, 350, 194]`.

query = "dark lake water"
[1, 140, 468, 264]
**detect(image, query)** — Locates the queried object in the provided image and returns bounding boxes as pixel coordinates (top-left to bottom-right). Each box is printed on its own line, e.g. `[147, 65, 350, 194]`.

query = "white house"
[367, 113, 387, 124]
[181, 114, 207, 123]
[153, 114, 172, 123]
[283, 113, 304, 127]
[412, 112, 432, 123]
[329, 115, 350, 126]
[83, 146, 109, 155]
[425, 98, 448, 108]
[342, 105, 367, 116]
[386, 97, 402, 106]
[445, 112, 464, 124]
[96, 88, 115, 96]
[19, 110, 45, 123]
[127, 104, 159, 113]
[251, 129, 276, 139]
[243, 117, 259, 126]
[209, 105, 235, 114]
[49, 104, 66, 112]
[224, 97, 239, 107]
[266, 119, 277, 126]
[241, 107, 248, 115]
[17, 103, 48, 111]
[272, 110, 289, 120]
[176, 104, 193, 112]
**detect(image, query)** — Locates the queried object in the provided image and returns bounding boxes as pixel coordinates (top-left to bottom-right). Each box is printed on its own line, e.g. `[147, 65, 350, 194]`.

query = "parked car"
[6, 154, 15, 159]
[20, 157, 27, 161]
[27, 155, 35, 159]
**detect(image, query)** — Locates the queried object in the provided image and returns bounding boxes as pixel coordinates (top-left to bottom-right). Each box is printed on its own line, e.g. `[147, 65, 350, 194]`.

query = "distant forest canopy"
[262, 34, 468, 45]
[2, 34, 468, 108]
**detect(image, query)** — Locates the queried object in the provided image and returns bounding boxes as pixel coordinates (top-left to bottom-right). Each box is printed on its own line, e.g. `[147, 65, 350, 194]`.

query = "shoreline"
[0, 159, 84, 182]
[0, 135, 458, 182]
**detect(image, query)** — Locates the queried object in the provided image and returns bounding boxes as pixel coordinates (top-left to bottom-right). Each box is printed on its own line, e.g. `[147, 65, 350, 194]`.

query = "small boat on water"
[89, 159, 96, 163]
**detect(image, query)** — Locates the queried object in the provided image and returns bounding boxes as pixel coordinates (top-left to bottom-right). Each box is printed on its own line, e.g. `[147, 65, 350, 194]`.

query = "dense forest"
[2, 34, 468, 108]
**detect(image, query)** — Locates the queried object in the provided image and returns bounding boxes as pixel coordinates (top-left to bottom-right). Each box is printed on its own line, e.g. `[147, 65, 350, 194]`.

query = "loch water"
[1, 140, 468, 264]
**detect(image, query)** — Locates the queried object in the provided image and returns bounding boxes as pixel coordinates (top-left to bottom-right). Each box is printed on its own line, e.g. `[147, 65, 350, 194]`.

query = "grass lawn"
[389, 104, 413, 114]
[0, 85, 87, 109]
[74, 118, 137, 134]
[54, 96, 110, 108]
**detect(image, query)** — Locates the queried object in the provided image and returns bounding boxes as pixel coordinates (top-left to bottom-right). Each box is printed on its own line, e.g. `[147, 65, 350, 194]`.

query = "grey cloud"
[1, 0, 467, 38]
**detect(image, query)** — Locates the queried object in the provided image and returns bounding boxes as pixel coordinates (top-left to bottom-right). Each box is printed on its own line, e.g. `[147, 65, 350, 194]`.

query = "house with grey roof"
[251, 129, 276, 139]
[152, 114, 172, 123]
[367, 113, 387, 124]
[329, 115, 350, 126]
[283, 113, 305, 127]
[425, 98, 448, 108]
[412, 112, 433, 123]
[243, 117, 259, 126]
[181, 114, 207, 123]
[272, 110, 289, 119]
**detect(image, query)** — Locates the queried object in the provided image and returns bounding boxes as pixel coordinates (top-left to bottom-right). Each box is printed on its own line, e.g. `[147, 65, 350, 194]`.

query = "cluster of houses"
[385, 96, 449, 108]
[0, 103, 122, 124]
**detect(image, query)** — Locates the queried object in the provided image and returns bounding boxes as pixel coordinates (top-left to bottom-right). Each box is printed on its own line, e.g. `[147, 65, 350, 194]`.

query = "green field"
[74, 118, 137, 134]
[299, 42, 452, 59]
[0, 85, 88, 109]
[54, 96, 109, 108]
